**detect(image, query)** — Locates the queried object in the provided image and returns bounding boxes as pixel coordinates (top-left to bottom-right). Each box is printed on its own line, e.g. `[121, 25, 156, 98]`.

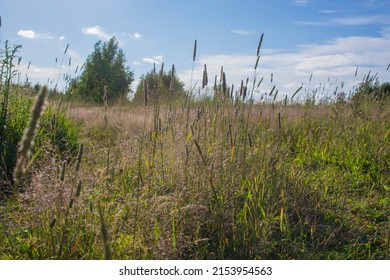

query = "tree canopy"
[132, 65, 185, 104]
[72, 37, 133, 104]
[352, 76, 390, 102]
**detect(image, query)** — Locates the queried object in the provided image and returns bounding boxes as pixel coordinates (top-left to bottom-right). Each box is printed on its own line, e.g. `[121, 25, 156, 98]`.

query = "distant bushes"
[132, 68, 186, 105]
[352, 74, 390, 102]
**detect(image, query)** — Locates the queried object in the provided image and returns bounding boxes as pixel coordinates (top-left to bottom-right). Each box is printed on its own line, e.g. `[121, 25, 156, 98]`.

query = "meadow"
[0, 40, 389, 260]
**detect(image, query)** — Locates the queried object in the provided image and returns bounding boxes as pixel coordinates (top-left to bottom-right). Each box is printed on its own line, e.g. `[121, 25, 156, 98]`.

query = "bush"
[36, 107, 79, 158]
[352, 74, 390, 102]
[132, 68, 185, 105]
[0, 87, 79, 195]
[1, 41, 24, 186]
[0, 93, 32, 186]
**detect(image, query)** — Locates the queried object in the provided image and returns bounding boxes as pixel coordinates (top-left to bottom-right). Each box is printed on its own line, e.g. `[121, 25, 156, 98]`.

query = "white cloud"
[15, 61, 65, 88]
[362, 0, 379, 7]
[133, 32, 143, 39]
[17, 30, 36, 39]
[296, 15, 390, 26]
[178, 33, 390, 101]
[380, 26, 390, 37]
[142, 55, 164, 64]
[15, 48, 85, 89]
[17, 30, 55, 40]
[294, 0, 309, 5]
[142, 58, 157, 64]
[294, 21, 328, 26]
[319, 9, 341, 14]
[332, 15, 390, 25]
[124, 32, 144, 39]
[82, 26, 111, 41]
[59, 36, 66, 41]
[231, 29, 254, 36]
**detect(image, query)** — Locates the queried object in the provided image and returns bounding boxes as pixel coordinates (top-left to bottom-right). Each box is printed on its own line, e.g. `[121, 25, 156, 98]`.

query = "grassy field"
[0, 85, 389, 259]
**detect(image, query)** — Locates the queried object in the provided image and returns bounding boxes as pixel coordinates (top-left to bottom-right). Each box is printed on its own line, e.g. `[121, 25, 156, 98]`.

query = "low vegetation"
[0, 39, 389, 260]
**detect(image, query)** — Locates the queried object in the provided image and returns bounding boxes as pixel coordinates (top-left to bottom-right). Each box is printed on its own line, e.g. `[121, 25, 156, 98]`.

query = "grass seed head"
[143, 79, 148, 106]
[13, 85, 48, 182]
[257, 33, 264, 56]
[202, 64, 208, 89]
[193, 39, 197, 61]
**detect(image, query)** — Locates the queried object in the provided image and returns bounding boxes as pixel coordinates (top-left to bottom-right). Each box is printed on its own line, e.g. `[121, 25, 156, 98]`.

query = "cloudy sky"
[2, 0, 390, 101]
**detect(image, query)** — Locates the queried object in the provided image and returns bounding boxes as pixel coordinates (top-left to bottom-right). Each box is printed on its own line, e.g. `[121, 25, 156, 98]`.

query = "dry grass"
[1, 90, 389, 260]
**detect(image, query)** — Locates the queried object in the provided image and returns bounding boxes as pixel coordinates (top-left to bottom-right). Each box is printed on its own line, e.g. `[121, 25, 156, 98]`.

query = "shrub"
[352, 74, 390, 102]
[36, 107, 79, 159]
[0, 86, 79, 195]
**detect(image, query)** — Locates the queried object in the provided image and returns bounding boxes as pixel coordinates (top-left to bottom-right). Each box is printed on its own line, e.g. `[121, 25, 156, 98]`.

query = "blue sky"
[2, 0, 390, 101]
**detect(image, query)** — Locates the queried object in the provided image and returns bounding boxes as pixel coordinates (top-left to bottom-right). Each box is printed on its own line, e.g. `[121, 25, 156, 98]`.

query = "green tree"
[73, 37, 133, 104]
[352, 74, 390, 102]
[132, 66, 185, 104]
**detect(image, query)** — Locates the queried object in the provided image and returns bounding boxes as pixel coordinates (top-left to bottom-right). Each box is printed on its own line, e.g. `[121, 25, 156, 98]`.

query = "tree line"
[68, 37, 185, 105]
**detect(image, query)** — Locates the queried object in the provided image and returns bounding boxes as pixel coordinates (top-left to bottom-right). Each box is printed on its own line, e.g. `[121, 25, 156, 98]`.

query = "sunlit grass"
[1, 92, 388, 259]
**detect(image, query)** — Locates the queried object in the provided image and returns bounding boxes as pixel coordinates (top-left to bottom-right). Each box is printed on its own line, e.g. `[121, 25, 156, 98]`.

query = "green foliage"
[36, 107, 79, 158]
[0, 38, 389, 260]
[0, 93, 32, 184]
[0, 98, 389, 259]
[1, 41, 26, 185]
[132, 68, 185, 104]
[72, 37, 134, 104]
[352, 74, 390, 102]
[0, 87, 79, 194]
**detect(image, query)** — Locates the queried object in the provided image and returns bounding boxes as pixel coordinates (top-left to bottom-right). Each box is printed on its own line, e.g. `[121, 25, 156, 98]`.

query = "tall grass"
[1, 41, 24, 186]
[13, 85, 48, 183]
[0, 37, 389, 260]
